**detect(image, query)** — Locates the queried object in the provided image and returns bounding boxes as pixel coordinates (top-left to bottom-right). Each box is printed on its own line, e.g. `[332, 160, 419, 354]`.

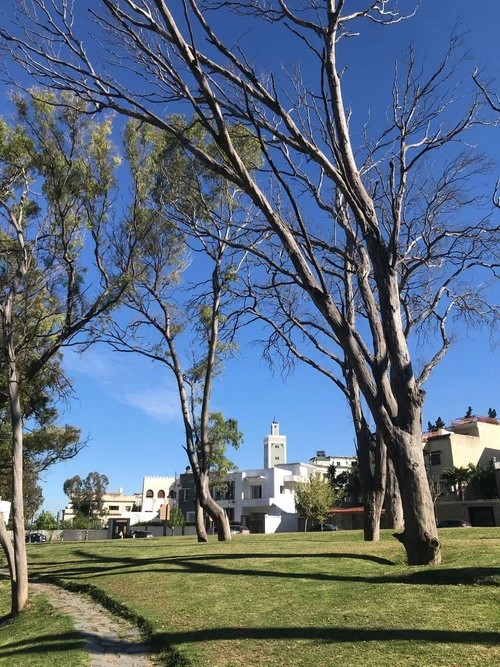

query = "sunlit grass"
[13, 528, 500, 666]
[0, 581, 88, 666]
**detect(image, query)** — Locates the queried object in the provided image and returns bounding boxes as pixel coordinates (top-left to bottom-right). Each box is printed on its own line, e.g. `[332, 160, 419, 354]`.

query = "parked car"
[127, 530, 154, 539]
[437, 520, 471, 528]
[25, 532, 47, 543]
[229, 524, 250, 534]
[307, 523, 338, 532]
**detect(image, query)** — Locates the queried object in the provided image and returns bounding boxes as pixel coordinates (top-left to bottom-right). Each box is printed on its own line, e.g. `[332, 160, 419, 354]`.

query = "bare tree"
[2, 1, 499, 564]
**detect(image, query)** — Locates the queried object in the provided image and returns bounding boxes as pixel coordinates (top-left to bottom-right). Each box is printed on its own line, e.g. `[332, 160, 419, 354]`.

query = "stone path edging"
[30, 580, 155, 666]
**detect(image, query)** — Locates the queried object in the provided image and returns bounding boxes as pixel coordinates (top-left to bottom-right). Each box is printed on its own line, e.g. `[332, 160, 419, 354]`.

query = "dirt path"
[30, 581, 156, 667]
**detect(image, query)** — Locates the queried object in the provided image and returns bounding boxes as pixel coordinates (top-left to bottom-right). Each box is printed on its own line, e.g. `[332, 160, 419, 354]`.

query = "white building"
[214, 422, 337, 533]
[141, 476, 176, 515]
[62, 476, 177, 526]
[264, 421, 287, 468]
[0, 499, 11, 524]
[309, 451, 357, 478]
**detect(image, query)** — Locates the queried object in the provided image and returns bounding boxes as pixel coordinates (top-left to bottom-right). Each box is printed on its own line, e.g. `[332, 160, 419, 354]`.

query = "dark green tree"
[63, 472, 109, 522]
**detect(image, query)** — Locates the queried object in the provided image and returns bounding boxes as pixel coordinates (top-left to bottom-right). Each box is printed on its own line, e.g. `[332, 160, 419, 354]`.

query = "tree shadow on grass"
[30, 550, 500, 589]
[0, 630, 83, 657]
[2, 625, 498, 663]
[150, 625, 500, 648]
[0, 629, 148, 659]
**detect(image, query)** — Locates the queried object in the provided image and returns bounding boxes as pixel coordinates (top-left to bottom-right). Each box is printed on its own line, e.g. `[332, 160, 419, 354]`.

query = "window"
[251, 485, 262, 499]
[182, 488, 190, 502]
[108, 505, 119, 511]
[280, 485, 285, 494]
[186, 511, 195, 523]
[169, 489, 177, 500]
[336, 462, 341, 466]
[157, 489, 165, 498]
[125, 506, 131, 512]
[430, 451, 441, 466]
[274, 456, 280, 461]
[146, 489, 154, 498]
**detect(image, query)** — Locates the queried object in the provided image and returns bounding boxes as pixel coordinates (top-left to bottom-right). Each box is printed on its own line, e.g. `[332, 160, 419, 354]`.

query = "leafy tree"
[468, 461, 498, 499]
[465, 407, 474, 418]
[107, 119, 253, 542]
[427, 417, 446, 432]
[441, 466, 474, 501]
[167, 505, 185, 537]
[328, 462, 361, 503]
[63, 472, 109, 521]
[488, 408, 497, 419]
[207, 412, 242, 497]
[294, 473, 338, 531]
[34, 510, 57, 530]
[0, 89, 128, 615]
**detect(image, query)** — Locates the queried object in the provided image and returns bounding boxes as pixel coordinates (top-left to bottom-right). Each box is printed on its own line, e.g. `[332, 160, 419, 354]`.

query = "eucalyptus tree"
[109, 119, 252, 541]
[0, 90, 129, 615]
[3, 1, 500, 564]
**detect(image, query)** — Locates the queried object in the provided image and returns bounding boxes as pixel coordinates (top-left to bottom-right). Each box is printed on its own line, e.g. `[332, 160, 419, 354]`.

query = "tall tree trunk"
[7, 355, 28, 615]
[348, 370, 386, 542]
[389, 431, 440, 565]
[198, 471, 231, 541]
[0, 512, 16, 610]
[385, 456, 404, 530]
[360, 433, 387, 542]
[194, 496, 208, 543]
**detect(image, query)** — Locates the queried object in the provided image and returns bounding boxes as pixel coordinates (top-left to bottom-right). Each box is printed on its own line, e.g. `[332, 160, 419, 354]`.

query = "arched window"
[146, 489, 154, 498]
[157, 489, 165, 498]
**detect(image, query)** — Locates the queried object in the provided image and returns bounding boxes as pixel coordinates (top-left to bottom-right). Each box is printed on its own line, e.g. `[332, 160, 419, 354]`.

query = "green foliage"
[63, 472, 109, 519]
[488, 407, 497, 419]
[328, 461, 361, 502]
[427, 416, 445, 431]
[468, 460, 498, 499]
[205, 412, 242, 493]
[34, 510, 57, 530]
[441, 465, 475, 500]
[465, 406, 473, 418]
[167, 505, 185, 530]
[294, 473, 338, 528]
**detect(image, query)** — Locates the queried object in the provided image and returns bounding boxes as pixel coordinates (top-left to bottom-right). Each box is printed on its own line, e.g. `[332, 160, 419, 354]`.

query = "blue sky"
[22, 0, 500, 516]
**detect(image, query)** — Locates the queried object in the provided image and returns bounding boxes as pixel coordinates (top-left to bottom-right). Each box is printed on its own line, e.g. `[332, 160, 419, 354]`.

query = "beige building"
[423, 415, 500, 476]
[62, 488, 142, 524]
[424, 415, 500, 527]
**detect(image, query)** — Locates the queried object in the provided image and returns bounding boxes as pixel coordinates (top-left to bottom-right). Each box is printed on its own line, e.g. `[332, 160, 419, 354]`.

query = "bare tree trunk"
[347, 367, 386, 542]
[390, 432, 440, 565]
[194, 496, 208, 543]
[198, 472, 231, 541]
[385, 456, 404, 530]
[0, 512, 16, 611]
[8, 356, 28, 615]
[360, 434, 387, 542]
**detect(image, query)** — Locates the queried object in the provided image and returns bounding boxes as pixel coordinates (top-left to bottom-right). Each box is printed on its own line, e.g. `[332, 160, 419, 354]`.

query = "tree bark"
[0, 512, 16, 612]
[385, 456, 404, 530]
[7, 352, 28, 614]
[197, 471, 231, 541]
[194, 496, 208, 543]
[390, 432, 440, 565]
[360, 434, 387, 542]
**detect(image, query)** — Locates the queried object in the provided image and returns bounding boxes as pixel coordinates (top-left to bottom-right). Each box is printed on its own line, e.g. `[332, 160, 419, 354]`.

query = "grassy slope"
[0, 581, 88, 666]
[15, 529, 500, 666]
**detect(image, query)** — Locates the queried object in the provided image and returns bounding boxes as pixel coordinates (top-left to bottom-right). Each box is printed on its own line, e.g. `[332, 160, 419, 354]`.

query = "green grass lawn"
[0, 580, 88, 666]
[8, 528, 500, 666]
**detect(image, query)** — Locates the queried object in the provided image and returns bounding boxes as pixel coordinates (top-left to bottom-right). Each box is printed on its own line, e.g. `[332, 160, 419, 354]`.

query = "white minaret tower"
[264, 421, 287, 468]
